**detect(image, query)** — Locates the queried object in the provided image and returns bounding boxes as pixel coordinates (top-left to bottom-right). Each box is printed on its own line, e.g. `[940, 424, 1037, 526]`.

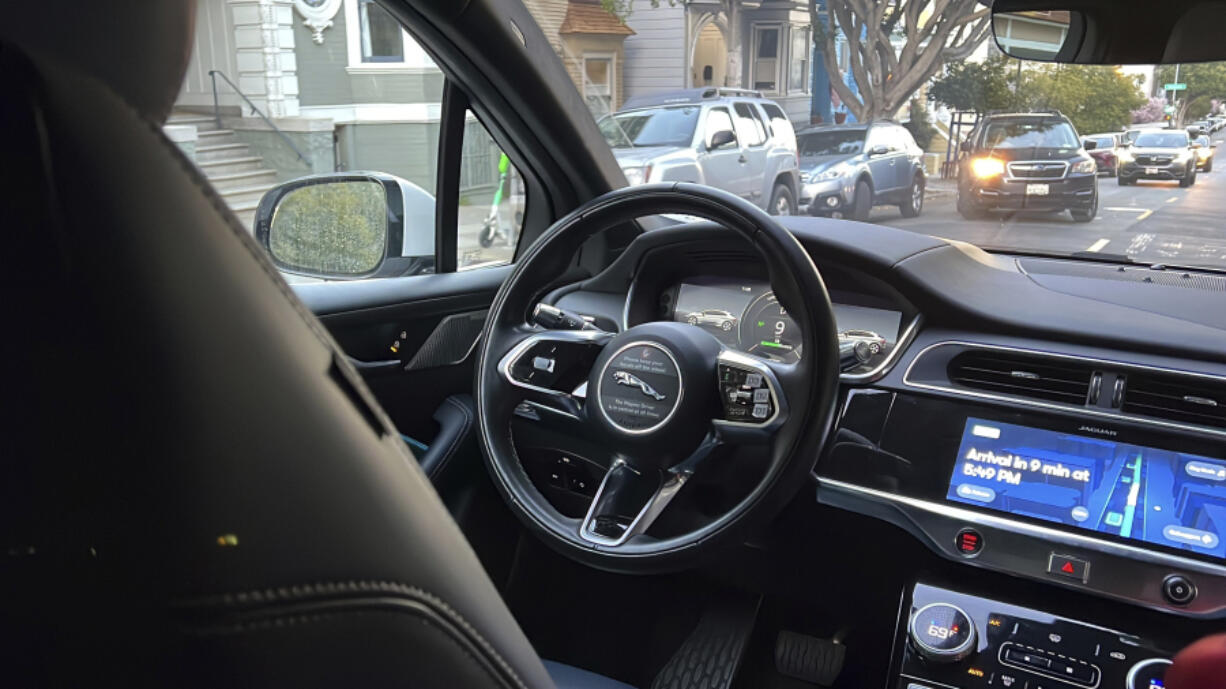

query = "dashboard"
[545, 217, 1226, 646]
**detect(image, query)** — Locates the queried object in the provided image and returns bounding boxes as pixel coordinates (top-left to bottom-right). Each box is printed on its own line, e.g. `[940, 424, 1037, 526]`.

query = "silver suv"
[598, 88, 801, 215]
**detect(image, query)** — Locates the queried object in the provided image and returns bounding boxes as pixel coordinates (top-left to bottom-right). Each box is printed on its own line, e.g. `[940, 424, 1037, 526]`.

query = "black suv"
[957, 112, 1099, 222]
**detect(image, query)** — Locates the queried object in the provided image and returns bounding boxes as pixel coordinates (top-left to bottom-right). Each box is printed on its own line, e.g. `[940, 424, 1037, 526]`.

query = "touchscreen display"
[947, 417, 1226, 558]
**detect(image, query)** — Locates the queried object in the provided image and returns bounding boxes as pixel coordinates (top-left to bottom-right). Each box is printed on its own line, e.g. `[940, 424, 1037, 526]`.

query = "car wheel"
[721, 321, 733, 331]
[899, 174, 924, 218]
[850, 179, 872, 221]
[1205, 159, 1213, 173]
[956, 189, 984, 220]
[1118, 175, 1131, 186]
[1180, 171, 1194, 188]
[687, 316, 698, 325]
[1070, 191, 1098, 223]
[768, 184, 796, 216]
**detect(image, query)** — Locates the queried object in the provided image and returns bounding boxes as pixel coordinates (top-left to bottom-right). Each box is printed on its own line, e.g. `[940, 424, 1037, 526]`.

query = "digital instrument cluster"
[670, 277, 903, 365]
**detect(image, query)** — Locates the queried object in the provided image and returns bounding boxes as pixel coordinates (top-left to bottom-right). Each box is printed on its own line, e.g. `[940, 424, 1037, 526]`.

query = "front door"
[698, 106, 751, 200]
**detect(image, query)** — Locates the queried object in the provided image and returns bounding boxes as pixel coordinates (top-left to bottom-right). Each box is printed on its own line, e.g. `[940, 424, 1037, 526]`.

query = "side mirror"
[1191, 142, 1203, 149]
[1082, 140, 1098, 151]
[868, 144, 890, 156]
[254, 172, 436, 280]
[708, 129, 737, 150]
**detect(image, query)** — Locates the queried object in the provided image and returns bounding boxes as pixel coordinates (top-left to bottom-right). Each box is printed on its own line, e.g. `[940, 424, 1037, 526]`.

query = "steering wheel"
[475, 183, 840, 572]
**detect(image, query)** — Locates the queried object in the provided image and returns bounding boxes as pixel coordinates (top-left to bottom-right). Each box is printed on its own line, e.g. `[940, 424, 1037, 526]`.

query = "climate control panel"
[897, 582, 1173, 689]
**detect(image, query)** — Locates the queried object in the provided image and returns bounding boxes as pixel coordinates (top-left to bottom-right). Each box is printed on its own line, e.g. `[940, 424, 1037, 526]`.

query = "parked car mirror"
[868, 145, 890, 156]
[708, 129, 737, 150]
[254, 172, 436, 280]
[1082, 139, 1098, 151]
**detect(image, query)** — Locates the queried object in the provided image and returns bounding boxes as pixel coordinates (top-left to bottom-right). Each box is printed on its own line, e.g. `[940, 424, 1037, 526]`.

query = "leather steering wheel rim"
[475, 183, 840, 573]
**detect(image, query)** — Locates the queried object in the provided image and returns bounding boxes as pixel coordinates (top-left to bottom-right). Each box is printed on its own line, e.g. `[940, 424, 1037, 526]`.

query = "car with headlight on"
[1118, 129, 1199, 186]
[597, 88, 800, 215]
[796, 122, 927, 221]
[1193, 134, 1216, 172]
[956, 112, 1098, 222]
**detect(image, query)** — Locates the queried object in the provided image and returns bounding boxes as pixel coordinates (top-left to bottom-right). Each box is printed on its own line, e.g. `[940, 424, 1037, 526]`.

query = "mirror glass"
[269, 180, 388, 276]
[993, 10, 1078, 61]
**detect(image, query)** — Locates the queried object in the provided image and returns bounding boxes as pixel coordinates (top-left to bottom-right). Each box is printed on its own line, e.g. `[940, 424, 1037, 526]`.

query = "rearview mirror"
[992, 9, 1082, 62]
[708, 129, 736, 150]
[254, 172, 436, 280]
[1082, 140, 1097, 151]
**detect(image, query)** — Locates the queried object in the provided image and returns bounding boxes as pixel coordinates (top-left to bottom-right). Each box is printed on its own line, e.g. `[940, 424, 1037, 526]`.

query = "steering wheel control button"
[1162, 574, 1197, 605]
[718, 363, 773, 424]
[596, 342, 682, 434]
[955, 528, 983, 556]
[908, 602, 976, 663]
[532, 356, 555, 373]
[1047, 553, 1090, 583]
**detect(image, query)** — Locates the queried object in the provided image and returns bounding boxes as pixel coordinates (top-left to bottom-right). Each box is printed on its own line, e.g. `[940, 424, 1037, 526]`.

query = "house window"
[583, 54, 615, 117]
[359, 0, 404, 62]
[789, 27, 810, 93]
[752, 26, 780, 92]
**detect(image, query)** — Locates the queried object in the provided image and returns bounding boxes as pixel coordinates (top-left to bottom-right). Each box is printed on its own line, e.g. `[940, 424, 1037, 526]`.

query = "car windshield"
[519, 5, 1226, 269]
[598, 107, 700, 148]
[799, 131, 865, 156]
[984, 121, 1080, 149]
[1135, 132, 1189, 148]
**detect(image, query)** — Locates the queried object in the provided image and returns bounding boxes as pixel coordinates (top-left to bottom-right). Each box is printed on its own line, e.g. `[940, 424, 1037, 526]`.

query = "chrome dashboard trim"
[902, 340, 1226, 438]
[496, 329, 610, 400]
[818, 477, 1226, 617]
[841, 314, 922, 384]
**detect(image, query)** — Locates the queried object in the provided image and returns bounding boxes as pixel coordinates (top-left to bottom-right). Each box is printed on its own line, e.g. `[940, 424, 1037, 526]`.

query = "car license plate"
[1145, 167, 1159, 175]
[1025, 184, 1049, 196]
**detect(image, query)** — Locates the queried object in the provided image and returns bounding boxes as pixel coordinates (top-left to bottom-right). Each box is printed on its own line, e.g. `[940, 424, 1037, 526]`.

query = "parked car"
[796, 122, 927, 221]
[1082, 132, 1125, 176]
[1187, 120, 1212, 136]
[956, 112, 1099, 222]
[1118, 129, 1199, 186]
[597, 88, 800, 215]
[684, 308, 738, 331]
[837, 329, 888, 354]
[1193, 135, 1216, 172]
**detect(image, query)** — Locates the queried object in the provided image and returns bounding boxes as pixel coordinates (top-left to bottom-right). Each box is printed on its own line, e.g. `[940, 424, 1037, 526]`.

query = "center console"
[818, 389, 1226, 617]
[894, 582, 1173, 689]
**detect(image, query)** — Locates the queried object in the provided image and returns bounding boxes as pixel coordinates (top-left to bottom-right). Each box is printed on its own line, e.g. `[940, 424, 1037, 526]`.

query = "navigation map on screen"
[946, 417, 1226, 559]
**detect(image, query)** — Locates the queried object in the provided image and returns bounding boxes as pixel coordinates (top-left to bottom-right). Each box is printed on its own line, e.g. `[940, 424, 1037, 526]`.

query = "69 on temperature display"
[908, 602, 977, 663]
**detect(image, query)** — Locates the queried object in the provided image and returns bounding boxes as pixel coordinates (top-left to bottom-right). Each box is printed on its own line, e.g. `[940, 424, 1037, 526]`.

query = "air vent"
[947, 350, 1094, 405]
[1122, 373, 1226, 430]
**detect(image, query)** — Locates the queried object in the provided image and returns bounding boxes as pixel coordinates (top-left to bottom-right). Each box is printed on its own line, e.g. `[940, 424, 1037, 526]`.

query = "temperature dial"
[908, 602, 977, 663]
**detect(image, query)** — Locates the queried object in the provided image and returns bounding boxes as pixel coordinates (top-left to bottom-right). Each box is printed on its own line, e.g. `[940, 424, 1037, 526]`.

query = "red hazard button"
[1048, 553, 1090, 583]
[955, 528, 983, 556]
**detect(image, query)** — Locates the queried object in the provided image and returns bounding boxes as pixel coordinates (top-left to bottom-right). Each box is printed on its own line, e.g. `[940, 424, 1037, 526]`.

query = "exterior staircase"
[165, 111, 280, 229]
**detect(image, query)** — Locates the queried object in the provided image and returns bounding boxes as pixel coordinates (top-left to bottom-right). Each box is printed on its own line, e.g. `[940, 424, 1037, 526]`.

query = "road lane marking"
[1136, 210, 1154, 221]
[1127, 233, 1155, 255]
[1103, 207, 1149, 212]
[1086, 238, 1111, 252]
[1167, 196, 1179, 203]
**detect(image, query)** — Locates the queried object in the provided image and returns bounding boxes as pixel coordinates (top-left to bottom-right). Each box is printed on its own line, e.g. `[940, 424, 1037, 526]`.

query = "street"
[867, 133, 1226, 268]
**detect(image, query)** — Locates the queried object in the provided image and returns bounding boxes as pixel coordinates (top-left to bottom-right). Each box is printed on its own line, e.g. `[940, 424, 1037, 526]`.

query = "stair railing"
[209, 70, 309, 165]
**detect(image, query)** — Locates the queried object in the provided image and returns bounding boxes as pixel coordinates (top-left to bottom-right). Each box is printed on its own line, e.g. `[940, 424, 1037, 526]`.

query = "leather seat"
[0, 2, 629, 687]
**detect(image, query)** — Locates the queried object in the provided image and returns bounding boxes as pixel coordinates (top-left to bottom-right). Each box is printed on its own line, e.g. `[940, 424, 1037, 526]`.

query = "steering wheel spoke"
[578, 431, 721, 547]
[495, 327, 613, 421]
[712, 348, 791, 445]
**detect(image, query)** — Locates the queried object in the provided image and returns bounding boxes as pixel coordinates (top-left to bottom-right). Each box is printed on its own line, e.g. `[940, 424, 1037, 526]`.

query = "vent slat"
[1123, 372, 1226, 430]
[947, 350, 1092, 405]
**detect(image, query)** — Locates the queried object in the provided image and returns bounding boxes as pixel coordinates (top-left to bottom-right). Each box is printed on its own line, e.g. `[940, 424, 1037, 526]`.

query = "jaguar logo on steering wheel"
[612, 370, 666, 401]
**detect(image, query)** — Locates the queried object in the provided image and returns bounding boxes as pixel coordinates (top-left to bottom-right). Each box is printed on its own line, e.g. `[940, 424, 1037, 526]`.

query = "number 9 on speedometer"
[739, 292, 801, 363]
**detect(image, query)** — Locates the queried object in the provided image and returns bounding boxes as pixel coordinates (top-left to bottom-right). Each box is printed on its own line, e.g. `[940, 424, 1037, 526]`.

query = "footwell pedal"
[650, 593, 761, 689]
[774, 631, 845, 686]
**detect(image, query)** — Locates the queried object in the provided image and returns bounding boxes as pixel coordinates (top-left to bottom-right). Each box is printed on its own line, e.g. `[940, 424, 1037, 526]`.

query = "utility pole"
[1171, 63, 1181, 127]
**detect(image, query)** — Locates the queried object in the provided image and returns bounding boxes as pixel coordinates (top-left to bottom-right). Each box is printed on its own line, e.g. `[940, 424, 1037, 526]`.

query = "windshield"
[515, 4, 1226, 270]
[1135, 132, 1189, 148]
[984, 121, 1080, 149]
[598, 107, 700, 148]
[799, 131, 866, 156]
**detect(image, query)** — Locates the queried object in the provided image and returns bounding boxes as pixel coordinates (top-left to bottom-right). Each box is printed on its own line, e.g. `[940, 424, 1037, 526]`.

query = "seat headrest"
[3, 0, 195, 123]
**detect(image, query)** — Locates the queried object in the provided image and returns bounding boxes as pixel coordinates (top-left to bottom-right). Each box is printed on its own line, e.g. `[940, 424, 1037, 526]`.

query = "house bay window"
[752, 26, 779, 92]
[583, 55, 614, 117]
[789, 27, 810, 93]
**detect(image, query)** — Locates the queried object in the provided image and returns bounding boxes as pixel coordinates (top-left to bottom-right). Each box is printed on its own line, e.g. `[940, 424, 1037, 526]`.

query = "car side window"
[175, 15, 523, 281]
[865, 126, 887, 151]
[891, 126, 914, 152]
[732, 102, 767, 147]
[705, 108, 737, 148]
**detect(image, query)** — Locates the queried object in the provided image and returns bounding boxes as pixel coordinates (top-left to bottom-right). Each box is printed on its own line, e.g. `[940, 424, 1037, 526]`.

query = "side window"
[751, 26, 780, 92]
[732, 103, 767, 147]
[705, 108, 737, 148]
[891, 126, 913, 152]
[865, 127, 886, 151]
[173, 7, 522, 281]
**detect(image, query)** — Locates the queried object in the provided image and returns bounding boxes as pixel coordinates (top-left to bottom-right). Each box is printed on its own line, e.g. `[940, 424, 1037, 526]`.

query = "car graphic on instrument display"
[684, 309, 739, 331]
[838, 329, 888, 354]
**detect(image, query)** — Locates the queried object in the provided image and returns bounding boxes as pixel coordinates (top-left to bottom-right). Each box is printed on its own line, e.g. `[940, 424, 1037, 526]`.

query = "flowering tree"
[1131, 97, 1166, 124]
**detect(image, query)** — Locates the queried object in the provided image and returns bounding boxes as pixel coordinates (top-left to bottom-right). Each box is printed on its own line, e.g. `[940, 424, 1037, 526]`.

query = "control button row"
[1000, 643, 1099, 686]
[718, 363, 773, 423]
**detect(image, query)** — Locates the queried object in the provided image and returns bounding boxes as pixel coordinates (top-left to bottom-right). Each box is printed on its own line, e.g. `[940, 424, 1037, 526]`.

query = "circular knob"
[1126, 658, 1171, 689]
[909, 602, 977, 663]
